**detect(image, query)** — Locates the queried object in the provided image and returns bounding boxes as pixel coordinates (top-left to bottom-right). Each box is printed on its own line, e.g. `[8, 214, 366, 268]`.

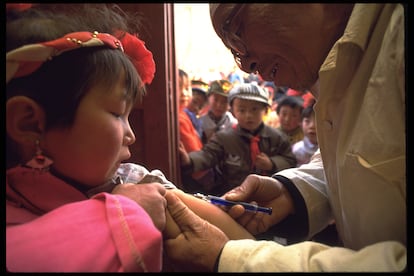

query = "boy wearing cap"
[199, 79, 238, 144]
[180, 83, 296, 196]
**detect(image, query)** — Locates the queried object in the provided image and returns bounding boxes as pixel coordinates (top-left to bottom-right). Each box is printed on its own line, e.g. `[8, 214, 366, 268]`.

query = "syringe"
[194, 193, 272, 215]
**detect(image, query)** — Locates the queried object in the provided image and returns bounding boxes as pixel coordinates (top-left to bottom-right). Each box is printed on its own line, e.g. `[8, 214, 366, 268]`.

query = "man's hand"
[112, 183, 167, 230]
[164, 192, 229, 272]
[223, 174, 295, 235]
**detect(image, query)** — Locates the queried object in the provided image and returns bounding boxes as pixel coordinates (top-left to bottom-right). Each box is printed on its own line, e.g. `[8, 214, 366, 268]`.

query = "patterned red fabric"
[7, 31, 156, 86]
[7, 32, 123, 83]
[6, 3, 33, 12]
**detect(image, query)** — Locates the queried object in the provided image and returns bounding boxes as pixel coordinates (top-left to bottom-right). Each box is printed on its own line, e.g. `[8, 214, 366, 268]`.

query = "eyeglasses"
[221, 4, 247, 66]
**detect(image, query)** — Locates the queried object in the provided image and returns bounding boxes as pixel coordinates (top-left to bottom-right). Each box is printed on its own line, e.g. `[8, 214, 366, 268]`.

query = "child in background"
[276, 96, 304, 145]
[292, 101, 318, 166]
[178, 69, 202, 153]
[199, 79, 238, 144]
[6, 4, 253, 272]
[180, 83, 296, 196]
[177, 71, 214, 193]
[184, 80, 209, 138]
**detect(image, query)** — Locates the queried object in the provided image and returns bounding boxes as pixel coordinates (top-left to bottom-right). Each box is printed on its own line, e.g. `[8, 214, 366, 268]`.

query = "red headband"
[6, 3, 33, 12]
[6, 31, 156, 85]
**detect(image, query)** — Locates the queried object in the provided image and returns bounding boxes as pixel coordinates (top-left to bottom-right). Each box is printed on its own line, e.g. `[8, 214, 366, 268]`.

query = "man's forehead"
[209, 3, 228, 21]
[209, 4, 238, 35]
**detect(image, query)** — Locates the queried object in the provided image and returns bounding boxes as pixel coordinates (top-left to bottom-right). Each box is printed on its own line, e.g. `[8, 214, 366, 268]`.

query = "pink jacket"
[6, 166, 163, 272]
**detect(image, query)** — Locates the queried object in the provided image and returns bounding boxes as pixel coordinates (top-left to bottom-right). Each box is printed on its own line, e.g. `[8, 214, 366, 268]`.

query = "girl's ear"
[6, 96, 46, 145]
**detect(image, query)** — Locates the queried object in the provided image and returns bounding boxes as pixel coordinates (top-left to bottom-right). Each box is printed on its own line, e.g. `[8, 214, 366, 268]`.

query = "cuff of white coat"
[213, 245, 225, 272]
[218, 239, 284, 272]
[253, 175, 308, 244]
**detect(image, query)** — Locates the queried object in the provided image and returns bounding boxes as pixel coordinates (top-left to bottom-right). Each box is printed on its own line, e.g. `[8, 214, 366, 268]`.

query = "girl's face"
[278, 105, 302, 133]
[302, 113, 317, 145]
[232, 98, 266, 132]
[179, 75, 191, 108]
[208, 93, 229, 118]
[43, 76, 135, 187]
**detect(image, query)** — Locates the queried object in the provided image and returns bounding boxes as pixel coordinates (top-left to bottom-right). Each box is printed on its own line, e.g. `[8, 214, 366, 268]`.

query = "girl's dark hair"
[7, 4, 146, 128]
[178, 68, 188, 79]
[301, 98, 316, 119]
[6, 4, 147, 167]
[302, 103, 315, 120]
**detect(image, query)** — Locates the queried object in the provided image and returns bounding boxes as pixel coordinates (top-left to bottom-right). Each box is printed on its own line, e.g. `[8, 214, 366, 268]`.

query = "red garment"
[286, 88, 315, 108]
[179, 108, 203, 153]
[250, 135, 260, 169]
[179, 108, 211, 180]
[6, 166, 163, 272]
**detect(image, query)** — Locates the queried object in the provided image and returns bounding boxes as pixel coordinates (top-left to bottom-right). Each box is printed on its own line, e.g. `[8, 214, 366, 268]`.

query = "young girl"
[292, 101, 318, 166]
[6, 4, 252, 273]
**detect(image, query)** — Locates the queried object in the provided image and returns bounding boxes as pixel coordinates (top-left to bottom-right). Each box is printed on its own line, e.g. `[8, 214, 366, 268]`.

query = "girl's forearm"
[163, 189, 254, 240]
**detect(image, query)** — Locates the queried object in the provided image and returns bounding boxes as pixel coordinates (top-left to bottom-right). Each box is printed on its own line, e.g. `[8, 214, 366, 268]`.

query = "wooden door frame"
[119, 4, 181, 187]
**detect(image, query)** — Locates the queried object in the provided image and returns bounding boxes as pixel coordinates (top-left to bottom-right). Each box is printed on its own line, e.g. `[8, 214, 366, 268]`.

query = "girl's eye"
[111, 112, 122, 118]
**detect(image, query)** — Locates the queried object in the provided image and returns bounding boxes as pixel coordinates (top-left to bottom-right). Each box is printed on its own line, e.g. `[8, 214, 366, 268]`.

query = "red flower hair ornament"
[118, 32, 156, 86]
[6, 31, 156, 86]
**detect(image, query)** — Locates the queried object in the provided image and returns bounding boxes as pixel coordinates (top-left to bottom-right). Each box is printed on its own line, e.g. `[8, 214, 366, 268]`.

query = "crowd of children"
[179, 82, 297, 195]
[178, 68, 318, 195]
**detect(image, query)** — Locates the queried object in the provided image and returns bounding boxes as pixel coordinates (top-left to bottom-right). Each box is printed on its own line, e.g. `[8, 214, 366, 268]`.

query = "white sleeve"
[275, 149, 332, 237]
[219, 239, 406, 272]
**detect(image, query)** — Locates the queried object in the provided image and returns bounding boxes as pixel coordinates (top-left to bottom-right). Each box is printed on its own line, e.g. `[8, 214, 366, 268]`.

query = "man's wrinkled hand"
[223, 174, 294, 235]
[164, 192, 229, 272]
[112, 183, 167, 230]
